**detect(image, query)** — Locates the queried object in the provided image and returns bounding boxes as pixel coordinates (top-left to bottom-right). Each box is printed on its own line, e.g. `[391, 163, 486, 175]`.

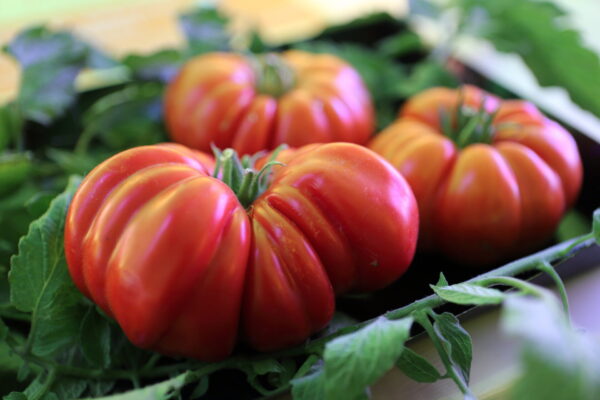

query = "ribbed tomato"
[369, 85, 582, 265]
[65, 142, 418, 360]
[164, 51, 374, 155]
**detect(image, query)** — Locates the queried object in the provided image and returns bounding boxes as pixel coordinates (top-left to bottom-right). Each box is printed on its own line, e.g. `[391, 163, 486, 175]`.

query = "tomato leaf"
[431, 283, 505, 305]
[502, 295, 600, 399]
[291, 366, 325, 400]
[85, 371, 190, 399]
[122, 49, 184, 83]
[435, 272, 449, 287]
[190, 377, 209, 399]
[431, 312, 472, 384]
[323, 316, 413, 399]
[556, 210, 592, 242]
[593, 208, 600, 245]
[179, 7, 230, 56]
[396, 346, 443, 383]
[3, 26, 116, 125]
[459, 0, 600, 118]
[9, 176, 86, 357]
[80, 306, 112, 368]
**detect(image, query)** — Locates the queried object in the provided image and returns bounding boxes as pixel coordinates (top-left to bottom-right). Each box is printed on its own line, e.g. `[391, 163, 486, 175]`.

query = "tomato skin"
[164, 51, 374, 155]
[369, 86, 582, 266]
[65, 142, 418, 360]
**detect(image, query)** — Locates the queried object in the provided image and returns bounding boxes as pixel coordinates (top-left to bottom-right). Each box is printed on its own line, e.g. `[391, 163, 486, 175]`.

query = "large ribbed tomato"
[369, 85, 582, 265]
[164, 51, 374, 155]
[65, 142, 418, 361]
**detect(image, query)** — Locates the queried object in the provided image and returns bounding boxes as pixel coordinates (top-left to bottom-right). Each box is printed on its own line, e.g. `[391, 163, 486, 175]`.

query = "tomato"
[369, 85, 582, 266]
[65, 142, 418, 360]
[164, 51, 374, 155]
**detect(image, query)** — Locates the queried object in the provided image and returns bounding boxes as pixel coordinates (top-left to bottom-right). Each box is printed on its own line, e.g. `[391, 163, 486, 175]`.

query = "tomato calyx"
[439, 96, 499, 149]
[248, 53, 296, 98]
[212, 146, 285, 208]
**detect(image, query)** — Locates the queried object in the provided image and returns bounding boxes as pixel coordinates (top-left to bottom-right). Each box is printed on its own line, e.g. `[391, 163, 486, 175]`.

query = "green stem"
[31, 368, 57, 400]
[537, 261, 570, 319]
[475, 276, 550, 298]
[73, 126, 96, 155]
[414, 311, 471, 395]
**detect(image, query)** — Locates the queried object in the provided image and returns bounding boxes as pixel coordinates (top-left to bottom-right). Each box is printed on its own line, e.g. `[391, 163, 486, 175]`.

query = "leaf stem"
[537, 261, 570, 320]
[413, 311, 471, 395]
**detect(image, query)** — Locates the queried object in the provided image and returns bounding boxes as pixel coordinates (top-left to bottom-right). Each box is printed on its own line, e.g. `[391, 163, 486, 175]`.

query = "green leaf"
[431, 283, 505, 305]
[46, 149, 106, 176]
[87, 381, 115, 398]
[0, 153, 34, 197]
[431, 312, 472, 384]
[3, 393, 27, 400]
[80, 306, 111, 368]
[323, 316, 413, 400]
[460, 0, 600, 117]
[593, 209, 600, 245]
[9, 176, 86, 357]
[84, 371, 189, 400]
[396, 347, 442, 383]
[52, 378, 87, 399]
[435, 272, 449, 287]
[81, 83, 165, 151]
[179, 7, 230, 55]
[190, 377, 209, 399]
[394, 61, 458, 98]
[502, 296, 600, 399]
[0, 317, 6, 340]
[556, 210, 592, 242]
[25, 192, 58, 219]
[0, 103, 23, 152]
[122, 49, 183, 83]
[250, 359, 285, 376]
[291, 366, 325, 400]
[377, 31, 423, 58]
[16, 362, 30, 382]
[4, 26, 116, 125]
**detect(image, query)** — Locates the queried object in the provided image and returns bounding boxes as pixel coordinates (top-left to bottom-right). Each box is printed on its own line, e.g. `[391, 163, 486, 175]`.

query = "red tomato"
[369, 85, 582, 265]
[164, 51, 374, 155]
[65, 143, 418, 360]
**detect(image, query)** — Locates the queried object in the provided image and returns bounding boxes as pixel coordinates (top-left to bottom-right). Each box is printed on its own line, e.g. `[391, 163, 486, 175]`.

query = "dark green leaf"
[3, 393, 27, 400]
[377, 32, 423, 58]
[460, 0, 600, 117]
[251, 359, 284, 376]
[0, 317, 6, 340]
[396, 347, 442, 383]
[394, 61, 458, 98]
[0, 103, 23, 152]
[556, 210, 592, 242]
[46, 148, 106, 176]
[4, 26, 116, 124]
[87, 381, 116, 398]
[432, 312, 472, 384]
[431, 283, 505, 305]
[190, 377, 209, 399]
[122, 49, 184, 82]
[16, 362, 30, 382]
[323, 316, 413, 399]
[52, 378, 87, 399]
[9, 176, 86, 356]
[593, 209, 600, 245]
[179, 7, 230, 55]
[25, 192, 57, 219]
[81, 83, 165, 151]
[0, 153, 34, 196]
[80, 306, 111, 368]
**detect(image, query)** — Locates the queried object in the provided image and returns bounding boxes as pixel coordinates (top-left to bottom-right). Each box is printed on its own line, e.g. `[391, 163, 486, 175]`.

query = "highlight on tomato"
[164, 51, 374, 155]
[369, 85, 582, 266]
[64, 142, 418, 361]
